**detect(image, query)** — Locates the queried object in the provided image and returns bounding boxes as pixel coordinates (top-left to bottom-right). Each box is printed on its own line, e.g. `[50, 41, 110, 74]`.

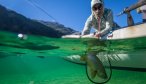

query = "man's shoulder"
[104, 8, 112, 13]
[88, 14, 95, 21]
[104, 8, 113, 17]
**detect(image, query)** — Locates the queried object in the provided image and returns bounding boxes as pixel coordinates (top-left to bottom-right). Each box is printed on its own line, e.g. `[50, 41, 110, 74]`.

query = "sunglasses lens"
[93, 4, 102, 11]
[93, 7, 97, 11]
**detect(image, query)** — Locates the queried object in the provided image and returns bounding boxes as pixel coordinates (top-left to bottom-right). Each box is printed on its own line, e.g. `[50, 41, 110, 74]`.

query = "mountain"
[0, 5, 77, 38]
[36, 20, 77, 35]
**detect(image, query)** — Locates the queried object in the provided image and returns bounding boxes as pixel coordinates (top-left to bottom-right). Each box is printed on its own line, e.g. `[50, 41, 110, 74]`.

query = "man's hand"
[81, 33, 98, 38]
[94, 32, 101, 38]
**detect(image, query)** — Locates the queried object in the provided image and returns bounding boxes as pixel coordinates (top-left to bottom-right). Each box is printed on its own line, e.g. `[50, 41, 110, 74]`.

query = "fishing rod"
[117, 0, 146, 16]
[24, 0, 58, 22]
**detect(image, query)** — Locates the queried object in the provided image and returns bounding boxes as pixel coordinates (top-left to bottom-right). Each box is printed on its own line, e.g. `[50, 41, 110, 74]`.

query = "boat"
[62, 23, 146, 71]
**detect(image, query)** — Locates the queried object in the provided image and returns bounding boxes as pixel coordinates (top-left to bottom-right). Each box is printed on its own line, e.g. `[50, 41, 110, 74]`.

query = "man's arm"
[100, 10, 113, 36]
[125, 0, 146, 12]
[81, 15, 93, 35]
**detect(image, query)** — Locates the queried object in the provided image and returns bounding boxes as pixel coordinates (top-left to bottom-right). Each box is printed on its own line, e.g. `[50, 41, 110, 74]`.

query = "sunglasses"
[92, 4, 103, 11]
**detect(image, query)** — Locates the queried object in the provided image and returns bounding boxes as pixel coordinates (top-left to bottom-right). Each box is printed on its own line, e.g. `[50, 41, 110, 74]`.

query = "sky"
[0, 0, 142, 31]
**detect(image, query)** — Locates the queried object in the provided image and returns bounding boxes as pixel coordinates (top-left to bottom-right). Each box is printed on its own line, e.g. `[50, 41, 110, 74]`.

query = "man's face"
[92, 3, 104, 17]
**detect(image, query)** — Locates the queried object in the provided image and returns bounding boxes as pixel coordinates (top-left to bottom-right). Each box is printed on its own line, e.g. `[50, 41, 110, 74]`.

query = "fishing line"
[24, 0, 58, 22]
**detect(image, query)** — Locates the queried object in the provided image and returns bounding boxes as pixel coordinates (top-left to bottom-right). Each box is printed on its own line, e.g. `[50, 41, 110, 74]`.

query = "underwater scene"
[0, 30, 146, 84]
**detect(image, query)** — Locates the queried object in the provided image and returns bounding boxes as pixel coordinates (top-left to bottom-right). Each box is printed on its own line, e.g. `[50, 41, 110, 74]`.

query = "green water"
[0, 31, 146, 84]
